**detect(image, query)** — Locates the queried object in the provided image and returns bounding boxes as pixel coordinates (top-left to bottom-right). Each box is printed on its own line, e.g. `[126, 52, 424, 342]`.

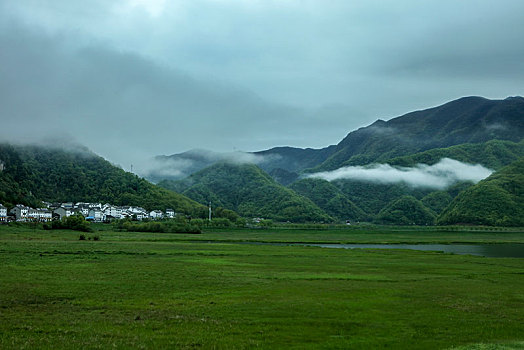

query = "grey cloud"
[308, 158, 493, 189]
[1, 0, 523, 169]
[484, 122, 508, 132]
[0, 22, 349, 169]
[142, 149, 282, 181]
[362, 123, 397, 136]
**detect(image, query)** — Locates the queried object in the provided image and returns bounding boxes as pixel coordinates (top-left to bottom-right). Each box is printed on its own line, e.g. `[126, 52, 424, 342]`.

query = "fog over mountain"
[144, 149, 281, 182]
[308, 158, 493, 190]
[1, 1, 523, 170]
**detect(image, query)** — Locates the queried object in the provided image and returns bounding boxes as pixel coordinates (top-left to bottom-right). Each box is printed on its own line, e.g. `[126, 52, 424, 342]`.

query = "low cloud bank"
[308, 158, 493, 189]
[140, 150, 281, 181]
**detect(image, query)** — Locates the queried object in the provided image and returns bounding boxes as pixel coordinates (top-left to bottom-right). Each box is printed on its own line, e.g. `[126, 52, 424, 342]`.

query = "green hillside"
[313, 96, 524, 171]
[437, 158, 524, 226]
[0, 143, 207, 216]
[289, 178, 367, 222]
[330, 180, 434, 215]
[147, 96, 523, 226]
[159, 162, 332, 222]
[386, 139, 524, 170]
[375, 196, 436, 225]
[420, 191, 453, 214]
[296, 138, 523, 224]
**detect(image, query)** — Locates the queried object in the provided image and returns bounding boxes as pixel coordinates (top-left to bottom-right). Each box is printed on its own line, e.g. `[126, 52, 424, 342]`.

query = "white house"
[165, 209, 175, 218]
[149, 210, 163, 219]
[135, 212, 148, 221]
[75, 205, 90, 217]
[103, 205, 123, 220]
[0, 204, 7, 222]
[87, 208, 105, 222]
[53, 207, 76, 220]
[39, 209, 53, 222]
[119, 206, 148, 220]
[10, 204, 29, 221]
[28, 208, 52, 222]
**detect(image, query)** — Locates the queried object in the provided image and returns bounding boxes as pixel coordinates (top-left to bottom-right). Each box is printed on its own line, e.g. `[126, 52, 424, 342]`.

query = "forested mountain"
[385, 139, 524, 170]
[3, 96, 521, 225]
[158, 162, 332, 222]
[437, 158, 524, 226]
[0, 143, 208, 216]
[312, 96, 524, 171]
[150, 96, 523, 185]
[289, 178, 367, 222]
[375, 196, 436, 225]
[148, 96, 523, 225]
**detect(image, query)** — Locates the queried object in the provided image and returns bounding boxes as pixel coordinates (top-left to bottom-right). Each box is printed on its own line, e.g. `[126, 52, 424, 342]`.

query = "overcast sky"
[1, 0, 523, 173]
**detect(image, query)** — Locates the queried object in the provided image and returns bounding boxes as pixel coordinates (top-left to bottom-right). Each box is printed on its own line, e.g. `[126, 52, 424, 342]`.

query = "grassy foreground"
[1, 225, 523, 349]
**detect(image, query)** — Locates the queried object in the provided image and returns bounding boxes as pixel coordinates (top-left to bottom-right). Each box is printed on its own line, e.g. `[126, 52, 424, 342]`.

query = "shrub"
[51, 214, 93, 232]
[209, 218, 232, 227]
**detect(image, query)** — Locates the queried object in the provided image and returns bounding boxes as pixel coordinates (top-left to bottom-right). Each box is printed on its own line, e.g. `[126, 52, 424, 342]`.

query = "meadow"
[1, 224, 523, 349]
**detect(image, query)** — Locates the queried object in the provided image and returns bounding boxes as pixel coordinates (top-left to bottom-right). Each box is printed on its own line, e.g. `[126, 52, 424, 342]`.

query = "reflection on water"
[293, 243, 524, 258]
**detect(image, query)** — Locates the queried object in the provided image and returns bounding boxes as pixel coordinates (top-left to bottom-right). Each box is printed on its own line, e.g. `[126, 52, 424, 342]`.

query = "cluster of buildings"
[0, 202, 176, 223]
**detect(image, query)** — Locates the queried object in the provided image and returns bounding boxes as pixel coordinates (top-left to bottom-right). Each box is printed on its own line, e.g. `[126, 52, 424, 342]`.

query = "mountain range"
[155, 96, 523, 225]
[150, 96, 523, 181]
[1, 96, 522, 226]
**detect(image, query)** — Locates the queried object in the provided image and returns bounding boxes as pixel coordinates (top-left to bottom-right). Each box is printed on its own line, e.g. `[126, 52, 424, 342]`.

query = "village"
[0, 202, 176, 223]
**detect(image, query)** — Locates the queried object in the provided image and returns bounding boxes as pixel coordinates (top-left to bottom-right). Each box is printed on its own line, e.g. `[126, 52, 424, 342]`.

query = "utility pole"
[208, 201, 212, 222]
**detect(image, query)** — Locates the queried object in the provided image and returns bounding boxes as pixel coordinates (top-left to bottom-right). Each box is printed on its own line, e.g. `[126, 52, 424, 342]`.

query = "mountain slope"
[0, 143, 207, 215]
[289, 178, 367, 221]
[313, 96, 524, 171]
[158, 162, 332, 222]
[375, 196, 436, 225]
[252, 146, 337, 173]
[148, 146, 337, 183]
[386, 139, 524, 170]
[149, 96, 523, 184]
[437, 158, 524, 226]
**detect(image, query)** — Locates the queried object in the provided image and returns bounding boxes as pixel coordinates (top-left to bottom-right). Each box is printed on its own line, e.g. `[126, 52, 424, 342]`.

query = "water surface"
[289, 243, 524, 258]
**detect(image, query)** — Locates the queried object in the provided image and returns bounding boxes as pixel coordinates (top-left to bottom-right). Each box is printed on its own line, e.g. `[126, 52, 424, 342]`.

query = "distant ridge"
[149, 96, 523, 182]
[149, 96, 523, 225]
[312, 96, 524, 171]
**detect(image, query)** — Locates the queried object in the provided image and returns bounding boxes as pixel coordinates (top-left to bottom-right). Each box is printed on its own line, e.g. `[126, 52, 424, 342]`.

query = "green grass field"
[1, 225, 523, 349]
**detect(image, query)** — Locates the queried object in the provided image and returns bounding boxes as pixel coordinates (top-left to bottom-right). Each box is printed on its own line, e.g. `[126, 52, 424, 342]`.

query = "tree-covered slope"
[313, 96, 524, 171]
[375, 196, 436, 225]
[0, 143, 207, 215]
[420, 191, 453, 215]
[289, 178, 367, 222]
[159, 162, 332, 222]
[386, 139, 524, 170]
[437, 158, 524, 226]
[330, 180, 435, 216]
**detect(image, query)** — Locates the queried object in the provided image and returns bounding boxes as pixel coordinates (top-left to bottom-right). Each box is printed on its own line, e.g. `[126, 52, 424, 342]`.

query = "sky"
[1, 0, 523, 173]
